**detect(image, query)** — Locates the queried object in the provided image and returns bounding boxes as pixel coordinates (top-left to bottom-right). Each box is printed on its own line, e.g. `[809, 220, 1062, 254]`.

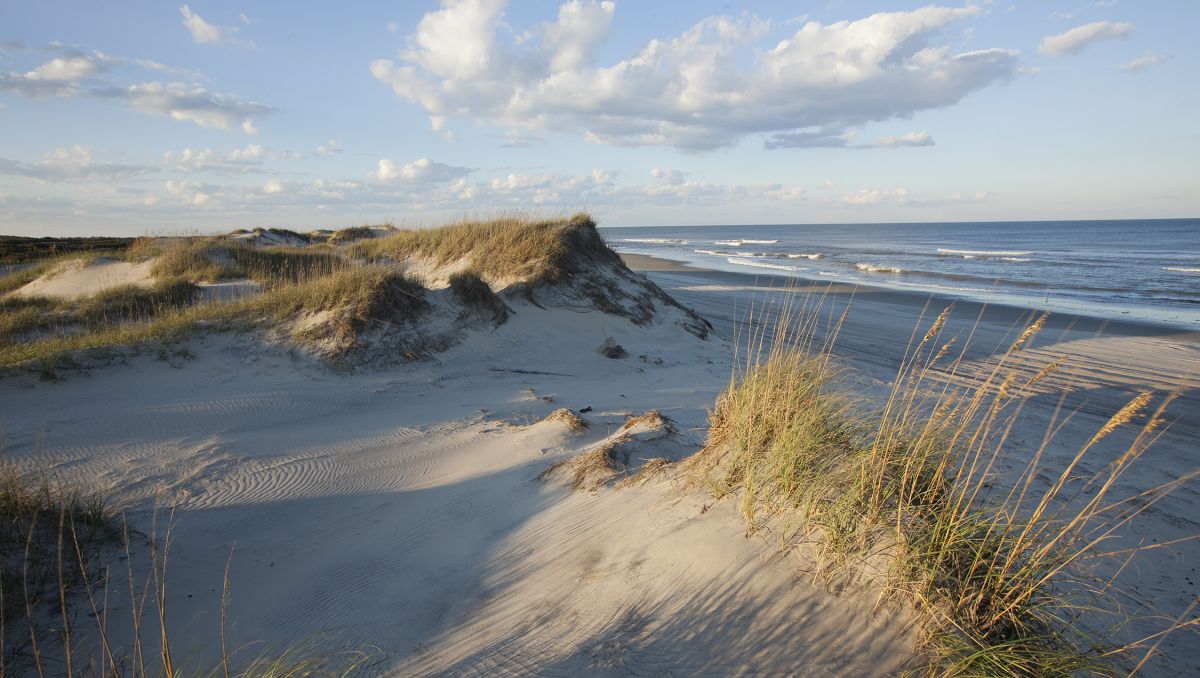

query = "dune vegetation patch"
[692, 299, 1197, 675]
[539, 407, 590, 433]
[0, 213, 703, 373]
[352, 212, 616, 283]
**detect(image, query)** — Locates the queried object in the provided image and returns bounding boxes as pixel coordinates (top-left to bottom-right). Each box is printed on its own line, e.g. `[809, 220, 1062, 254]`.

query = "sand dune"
[12, 257, 155, 299]
[0, 288, 917, 673]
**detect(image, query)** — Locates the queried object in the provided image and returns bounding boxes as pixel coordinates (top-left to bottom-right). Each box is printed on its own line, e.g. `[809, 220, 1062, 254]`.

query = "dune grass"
[352, 213, 607, 282]
[0, 215, 611, 372]
[0, 463, 117, 627]
[152, 238, 349, 286]
[448, 270, 508, 322]
[692, 292, 1196, 675]
[0, 465, 375, 676]
[0, 263, 428, 370]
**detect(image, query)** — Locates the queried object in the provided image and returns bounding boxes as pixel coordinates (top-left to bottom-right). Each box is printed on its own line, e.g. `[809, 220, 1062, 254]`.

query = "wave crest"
[856, 263, 906, 274]
[726, 257, 805, 272]
[938, 247, 1032, 257]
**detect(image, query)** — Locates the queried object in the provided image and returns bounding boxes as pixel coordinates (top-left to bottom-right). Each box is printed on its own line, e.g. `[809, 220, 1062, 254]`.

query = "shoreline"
[622, 251, 1200, 340]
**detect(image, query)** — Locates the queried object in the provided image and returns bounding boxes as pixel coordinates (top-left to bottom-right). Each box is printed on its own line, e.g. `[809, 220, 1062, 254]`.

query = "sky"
[1, 0, 1197, 236]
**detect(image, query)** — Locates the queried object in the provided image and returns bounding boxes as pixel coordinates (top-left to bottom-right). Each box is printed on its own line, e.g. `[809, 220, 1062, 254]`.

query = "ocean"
[602, 219, 1200, 330]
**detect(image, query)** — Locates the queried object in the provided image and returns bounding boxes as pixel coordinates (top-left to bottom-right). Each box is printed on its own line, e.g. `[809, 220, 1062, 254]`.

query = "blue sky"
[1, 0, 1196, 236]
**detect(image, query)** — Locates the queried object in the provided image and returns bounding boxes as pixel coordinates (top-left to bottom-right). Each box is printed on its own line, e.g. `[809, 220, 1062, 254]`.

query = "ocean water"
[602, 219, 1200, 329]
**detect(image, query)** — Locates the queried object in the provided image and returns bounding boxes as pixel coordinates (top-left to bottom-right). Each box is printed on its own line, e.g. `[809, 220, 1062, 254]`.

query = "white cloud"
[27, 56, 100, 82]
[843, 187, 910, 205]
[315, 140, 342, 157]
[386, 21, 401, 33]
[1115, 52, 1165, 72]
[372, 158, 472, 184]
[166, 143, 289, 173]
[179, 5, 251, 46]
[1039, 21, 1133, 56]
[261, 179, 284, 194]
[0, 54, 103, 97]
[543, 0, 616, 73]
[93, 82, 272, 131]
[372, 3, 1018, 151]
[870, 130, 934, 148]
[821, 179, 838, 189]
[228, 143, 265, 162]
[241, 118, 260, 135]
[180, 5, 222, 44]
[165, 179, 213, 206]
[0, 145, 152, 181]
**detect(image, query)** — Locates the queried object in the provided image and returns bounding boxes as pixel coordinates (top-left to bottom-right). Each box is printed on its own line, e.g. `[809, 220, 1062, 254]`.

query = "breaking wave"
[726, 257, 806, 272]
[856, 263, 906, 274]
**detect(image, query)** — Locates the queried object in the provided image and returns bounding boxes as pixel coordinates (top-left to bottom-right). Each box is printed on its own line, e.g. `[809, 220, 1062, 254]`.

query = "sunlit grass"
[691, 289, 1197, 674]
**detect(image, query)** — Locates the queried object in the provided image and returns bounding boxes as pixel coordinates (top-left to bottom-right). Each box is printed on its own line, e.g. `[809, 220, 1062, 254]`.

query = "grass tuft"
[692, 291, 1197, 674]
[449, 270, 509, 323]
[540, 408, 590, 433]
[352, 213, 608, 283]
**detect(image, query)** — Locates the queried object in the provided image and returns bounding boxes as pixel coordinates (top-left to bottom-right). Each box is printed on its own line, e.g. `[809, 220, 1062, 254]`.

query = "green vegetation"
[692, 299, 1193, 675]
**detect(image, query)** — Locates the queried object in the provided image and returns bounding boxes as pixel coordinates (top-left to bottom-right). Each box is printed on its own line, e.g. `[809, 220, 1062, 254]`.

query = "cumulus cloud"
[93, 82, 272, 131]
[1115, 52, 1165, 71]
[165, 179, 213, 206]
[261, 179, 285, 194]
[842, 187, 911, 205]
[371, 2, 1018, 151]
[0, 54, 104, 97]
[180, 5, 251, 47]
[165, 144, 269, 172]
[870, 130, 934, 148]
[0, 145, 152, 181]
[372, 158, 472, 184]
[315, 140, 342, 157]
[1, 48, 270, 133]
[1039, 21, 1133, 56]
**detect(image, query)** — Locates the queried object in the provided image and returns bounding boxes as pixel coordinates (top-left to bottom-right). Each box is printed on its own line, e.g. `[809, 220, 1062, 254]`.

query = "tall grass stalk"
[691, 286, 1198, 674]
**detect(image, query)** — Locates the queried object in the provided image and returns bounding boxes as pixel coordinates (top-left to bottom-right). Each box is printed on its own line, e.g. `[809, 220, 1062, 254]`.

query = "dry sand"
[12, 257, 155, 299]
[0, 290, 915, 674]
[2, 251, 1196, 674]
[628, 253, 1200, 674]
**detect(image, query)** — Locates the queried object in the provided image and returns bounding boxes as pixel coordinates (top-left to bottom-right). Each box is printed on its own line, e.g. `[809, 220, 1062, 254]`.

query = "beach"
[0, 228, 1195, 674]
[624, 252, 1200, 673]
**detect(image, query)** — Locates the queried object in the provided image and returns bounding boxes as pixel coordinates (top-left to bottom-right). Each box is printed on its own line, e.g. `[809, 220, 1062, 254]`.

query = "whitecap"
[726, 257, 805, 272]
[856, 263, 906, 274]
[938, 247, 1032, 257]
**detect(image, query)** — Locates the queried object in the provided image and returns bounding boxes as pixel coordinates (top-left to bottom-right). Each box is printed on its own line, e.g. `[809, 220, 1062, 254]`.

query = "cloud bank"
[371, 1, 1019, 151]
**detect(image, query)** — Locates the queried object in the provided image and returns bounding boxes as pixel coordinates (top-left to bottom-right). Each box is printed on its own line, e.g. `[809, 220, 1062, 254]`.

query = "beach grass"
[0, 466, 376, 676]
[0, 214, 608, 372]
[352, 212, 607, 282]
[692, 291, 1196, 675]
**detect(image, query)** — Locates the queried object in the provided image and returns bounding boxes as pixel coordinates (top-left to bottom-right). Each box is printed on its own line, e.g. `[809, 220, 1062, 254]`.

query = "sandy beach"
[0, 231, 1195, 674]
